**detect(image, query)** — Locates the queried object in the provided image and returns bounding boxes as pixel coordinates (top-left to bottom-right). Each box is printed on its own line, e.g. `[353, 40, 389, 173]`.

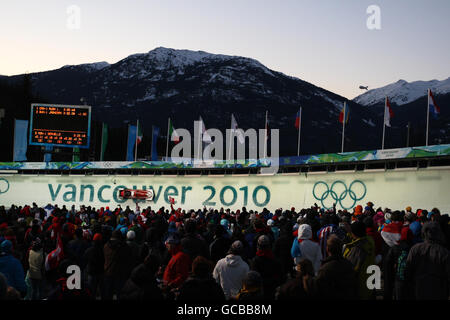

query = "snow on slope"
[353, 77, 450, 106]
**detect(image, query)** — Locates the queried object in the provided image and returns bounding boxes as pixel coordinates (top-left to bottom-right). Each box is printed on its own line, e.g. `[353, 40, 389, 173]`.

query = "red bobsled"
[118, 189, 154, 201]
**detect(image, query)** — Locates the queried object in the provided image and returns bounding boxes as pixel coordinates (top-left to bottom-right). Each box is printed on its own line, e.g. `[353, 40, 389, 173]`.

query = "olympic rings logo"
[0, 178, 10, 195]
[312, 180, 367, 210]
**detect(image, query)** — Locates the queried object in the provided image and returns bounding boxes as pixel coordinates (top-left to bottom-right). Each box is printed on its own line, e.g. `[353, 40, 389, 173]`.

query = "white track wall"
[0, 168, 449, 212]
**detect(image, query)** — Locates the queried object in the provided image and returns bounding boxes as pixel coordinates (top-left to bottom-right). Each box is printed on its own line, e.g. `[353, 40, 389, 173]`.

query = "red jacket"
[163, 248, 191, 289]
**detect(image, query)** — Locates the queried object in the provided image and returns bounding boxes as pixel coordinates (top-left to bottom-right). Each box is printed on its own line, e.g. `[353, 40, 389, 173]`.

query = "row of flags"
[11, 89, 444, 161]
[333, 88, 442, 152]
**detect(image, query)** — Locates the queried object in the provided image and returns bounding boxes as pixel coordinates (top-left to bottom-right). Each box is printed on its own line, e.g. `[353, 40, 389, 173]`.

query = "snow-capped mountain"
[3, 47, 432, 158]
[353, 78, 450, 106]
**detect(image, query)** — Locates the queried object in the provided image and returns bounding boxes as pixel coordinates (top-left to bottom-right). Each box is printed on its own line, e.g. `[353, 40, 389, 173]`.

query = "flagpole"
[198, 116, 202, 161]
[134, 120, 138, 161]
[341, 102, 346, 153]
[165, 118, 170, 161]
[228, 114, 232, 160]
[264, 110, 268, 158]
[151, 125, 154, 161]
[297, 107, 302, 156]
[426, 88, 430, 146]
[127, 123, 130, 161]
[382, 97, 387, 149]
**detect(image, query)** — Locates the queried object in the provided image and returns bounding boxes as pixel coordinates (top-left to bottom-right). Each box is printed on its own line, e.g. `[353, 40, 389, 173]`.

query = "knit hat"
[354, 205, 363, 215]
[257, 235, 271, 249]
[400, 227, 413, 243]
[165, 234, 180, 245]
[93, 233, 103, 242]
[0, 240, 12, 255]
[126, 230, 136, 240]
[228, 240, 244, 255]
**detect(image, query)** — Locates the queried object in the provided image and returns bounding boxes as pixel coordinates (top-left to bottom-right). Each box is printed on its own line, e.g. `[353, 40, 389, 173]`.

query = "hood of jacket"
[297, 224, 312, 240]
[225, 254, 244, 267]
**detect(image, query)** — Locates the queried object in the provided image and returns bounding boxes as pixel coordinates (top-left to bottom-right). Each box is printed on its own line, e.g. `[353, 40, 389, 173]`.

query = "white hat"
[267, 219, 274, 226]
[126, 230, 136, 240]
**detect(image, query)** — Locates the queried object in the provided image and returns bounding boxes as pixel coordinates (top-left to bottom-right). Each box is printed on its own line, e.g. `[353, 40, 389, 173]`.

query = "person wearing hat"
[162, 234, 191, 297]
[0, 240, 26, 297]
[83, 233, 105, 298]
[275, 257, 315, 300]
[212, 240, 250, 300]
[26, 238, 44, 300]
[382, 225, 414, 300]
[249, 235, 282, 299]
[126, 230, 140, 271]
[103, 230, 132, 300]
[404, 221, 450, 300]
[209, 225, 232, 265]
[267, 219, 280, 241]
[342, 221, 376, 300]
[291, 224, 322, 275]
[313, 235, 357, 300]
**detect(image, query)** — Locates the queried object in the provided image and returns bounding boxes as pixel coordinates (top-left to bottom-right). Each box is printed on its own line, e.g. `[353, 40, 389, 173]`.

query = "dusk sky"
[1, 0, 449, 99]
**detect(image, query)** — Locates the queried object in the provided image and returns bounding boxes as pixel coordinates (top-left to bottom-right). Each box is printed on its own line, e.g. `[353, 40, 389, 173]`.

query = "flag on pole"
[44, 145, 53, 162]
[231, 114, 245, 144]
[136, 122, 143, 145]
[45, 234, 64, 271]
[151, 126, 160, 161]
[199, 116, 212, 143]
[384, 97, 394, 127]
[295, 110, 301, 129]
[13, 119, 28, 161]
[126, 124, 137, 161]
[72, 147, 80, 162]
[100, 123, 108, 161]
[265, 111, 270, 141]
[168, 118, 180, 143]
[339, 103, 349, 124]
[429, 89, 441, 119]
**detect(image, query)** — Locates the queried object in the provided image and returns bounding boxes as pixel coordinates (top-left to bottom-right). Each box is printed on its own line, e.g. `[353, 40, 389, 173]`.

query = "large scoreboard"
[29, 104, 91, 148]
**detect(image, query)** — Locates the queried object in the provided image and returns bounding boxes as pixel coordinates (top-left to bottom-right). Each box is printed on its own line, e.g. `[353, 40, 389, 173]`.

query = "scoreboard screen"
[29, 104, 91, 148]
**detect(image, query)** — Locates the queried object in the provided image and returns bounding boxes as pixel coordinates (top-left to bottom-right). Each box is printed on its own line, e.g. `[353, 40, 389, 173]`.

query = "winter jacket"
[343, 236, 376, 300]
[366, 226, 383, 256]
[27, 248, 44, 280]
[383, 241, 412, 300]
[313, 255, 357, 300]
[83, 242, 105, 276]
[404, 240, 450, 299]
[181, 233, 208, 261]
[273, 229, 294, 279]
[0, 254, 26, 294]
[291, 224, 323, 274]
[250, 250, 282, 299]
[162, 249, 191, 289]
[126, 240, 141, 270]
[275, 275, 312, 300]
[103, 239, 132, 278]
[213, 254, 249, 300]
[209, 236, 232, 264]
[178, 275, 226, 301]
